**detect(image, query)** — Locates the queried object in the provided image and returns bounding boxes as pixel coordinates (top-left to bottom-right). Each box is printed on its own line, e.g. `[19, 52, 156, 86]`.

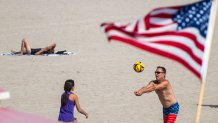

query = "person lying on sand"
[11, 38, 56, 55]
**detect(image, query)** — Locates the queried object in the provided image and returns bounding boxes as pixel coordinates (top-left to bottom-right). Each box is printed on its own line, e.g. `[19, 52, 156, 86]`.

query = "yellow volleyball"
[133, 61, 144, 73]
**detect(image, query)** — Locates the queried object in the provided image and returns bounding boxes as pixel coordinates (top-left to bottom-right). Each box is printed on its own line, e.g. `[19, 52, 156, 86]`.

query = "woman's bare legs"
[11, 38, 31, 55]
[20, 38, 31, 54]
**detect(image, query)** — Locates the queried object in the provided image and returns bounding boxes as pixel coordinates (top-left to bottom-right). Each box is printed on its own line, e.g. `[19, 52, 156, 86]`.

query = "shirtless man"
[134, 66, 179, 123]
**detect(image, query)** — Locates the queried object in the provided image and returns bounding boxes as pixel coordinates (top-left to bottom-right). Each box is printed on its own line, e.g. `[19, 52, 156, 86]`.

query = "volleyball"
[133, 61, 144, 73]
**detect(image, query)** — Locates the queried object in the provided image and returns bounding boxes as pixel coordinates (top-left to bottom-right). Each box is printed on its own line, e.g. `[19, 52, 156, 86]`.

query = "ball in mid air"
[133, 61, 144, 73]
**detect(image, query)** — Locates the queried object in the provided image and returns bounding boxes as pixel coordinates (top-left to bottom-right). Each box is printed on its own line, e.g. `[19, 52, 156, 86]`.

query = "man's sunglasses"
[155, 71, 164, 74]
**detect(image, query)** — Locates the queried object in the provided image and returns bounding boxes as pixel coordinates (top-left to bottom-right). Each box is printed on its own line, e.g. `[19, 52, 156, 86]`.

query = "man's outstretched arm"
[134, 81, 155, 96]
[134, 80, 168, 96]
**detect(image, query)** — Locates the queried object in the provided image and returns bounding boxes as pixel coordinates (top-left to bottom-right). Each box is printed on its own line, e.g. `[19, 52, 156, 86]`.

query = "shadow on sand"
[201, 104, 218, 108]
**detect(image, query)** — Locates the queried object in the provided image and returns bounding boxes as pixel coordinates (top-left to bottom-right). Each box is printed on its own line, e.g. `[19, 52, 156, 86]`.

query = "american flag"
[101, 0, 212, 80]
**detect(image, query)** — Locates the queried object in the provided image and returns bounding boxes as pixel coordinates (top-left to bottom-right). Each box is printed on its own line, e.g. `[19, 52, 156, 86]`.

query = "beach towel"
[0, 50, 76, 56]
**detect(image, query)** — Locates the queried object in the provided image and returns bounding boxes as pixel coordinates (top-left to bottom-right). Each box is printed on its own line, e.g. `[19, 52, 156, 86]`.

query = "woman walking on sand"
[58, 79, 88, 123]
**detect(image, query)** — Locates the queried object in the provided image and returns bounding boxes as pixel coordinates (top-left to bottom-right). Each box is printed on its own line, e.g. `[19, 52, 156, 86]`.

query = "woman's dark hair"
[61, 79, 75, 106]
[44, 49, 54, 54]
[48, 49, 55, 54]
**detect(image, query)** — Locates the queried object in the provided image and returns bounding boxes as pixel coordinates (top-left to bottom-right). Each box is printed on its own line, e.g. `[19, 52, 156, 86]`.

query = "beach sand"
[0, 0, 218, 123]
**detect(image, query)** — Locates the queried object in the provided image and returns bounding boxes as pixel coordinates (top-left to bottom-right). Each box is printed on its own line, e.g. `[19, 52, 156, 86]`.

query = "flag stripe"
[145, 43, 201, 72]
[106, 31, 202, 72]
[129, 21, 177, 33]
[150, 13, 175, 18]
[104, 25, 204, 51]
[146, 23, 175, 29]
[150, 17, 174, 25]
[109, 36, 201, 78]
[149, 7, 180, 16]
[105, 29, 204, 67]
[152, 41, 202, 65]
[106, 28, 203, 61]
[146, 7, 179, 30]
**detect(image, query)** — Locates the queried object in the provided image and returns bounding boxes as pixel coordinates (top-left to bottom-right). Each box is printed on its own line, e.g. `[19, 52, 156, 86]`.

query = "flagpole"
[195, 0, 218, 123]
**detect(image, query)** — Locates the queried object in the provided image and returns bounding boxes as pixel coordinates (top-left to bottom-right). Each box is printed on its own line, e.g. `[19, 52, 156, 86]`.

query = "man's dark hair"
[157, 66, 166, 73]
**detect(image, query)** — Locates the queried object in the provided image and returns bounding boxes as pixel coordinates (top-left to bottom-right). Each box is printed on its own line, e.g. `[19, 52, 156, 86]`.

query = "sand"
[0, 0, 218, 123]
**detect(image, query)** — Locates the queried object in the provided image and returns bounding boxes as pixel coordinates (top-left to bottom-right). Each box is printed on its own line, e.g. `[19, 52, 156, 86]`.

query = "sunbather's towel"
[0, 53, 14, 56]
[0, 51, 76, 56]
[44, 51, 76, 56]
